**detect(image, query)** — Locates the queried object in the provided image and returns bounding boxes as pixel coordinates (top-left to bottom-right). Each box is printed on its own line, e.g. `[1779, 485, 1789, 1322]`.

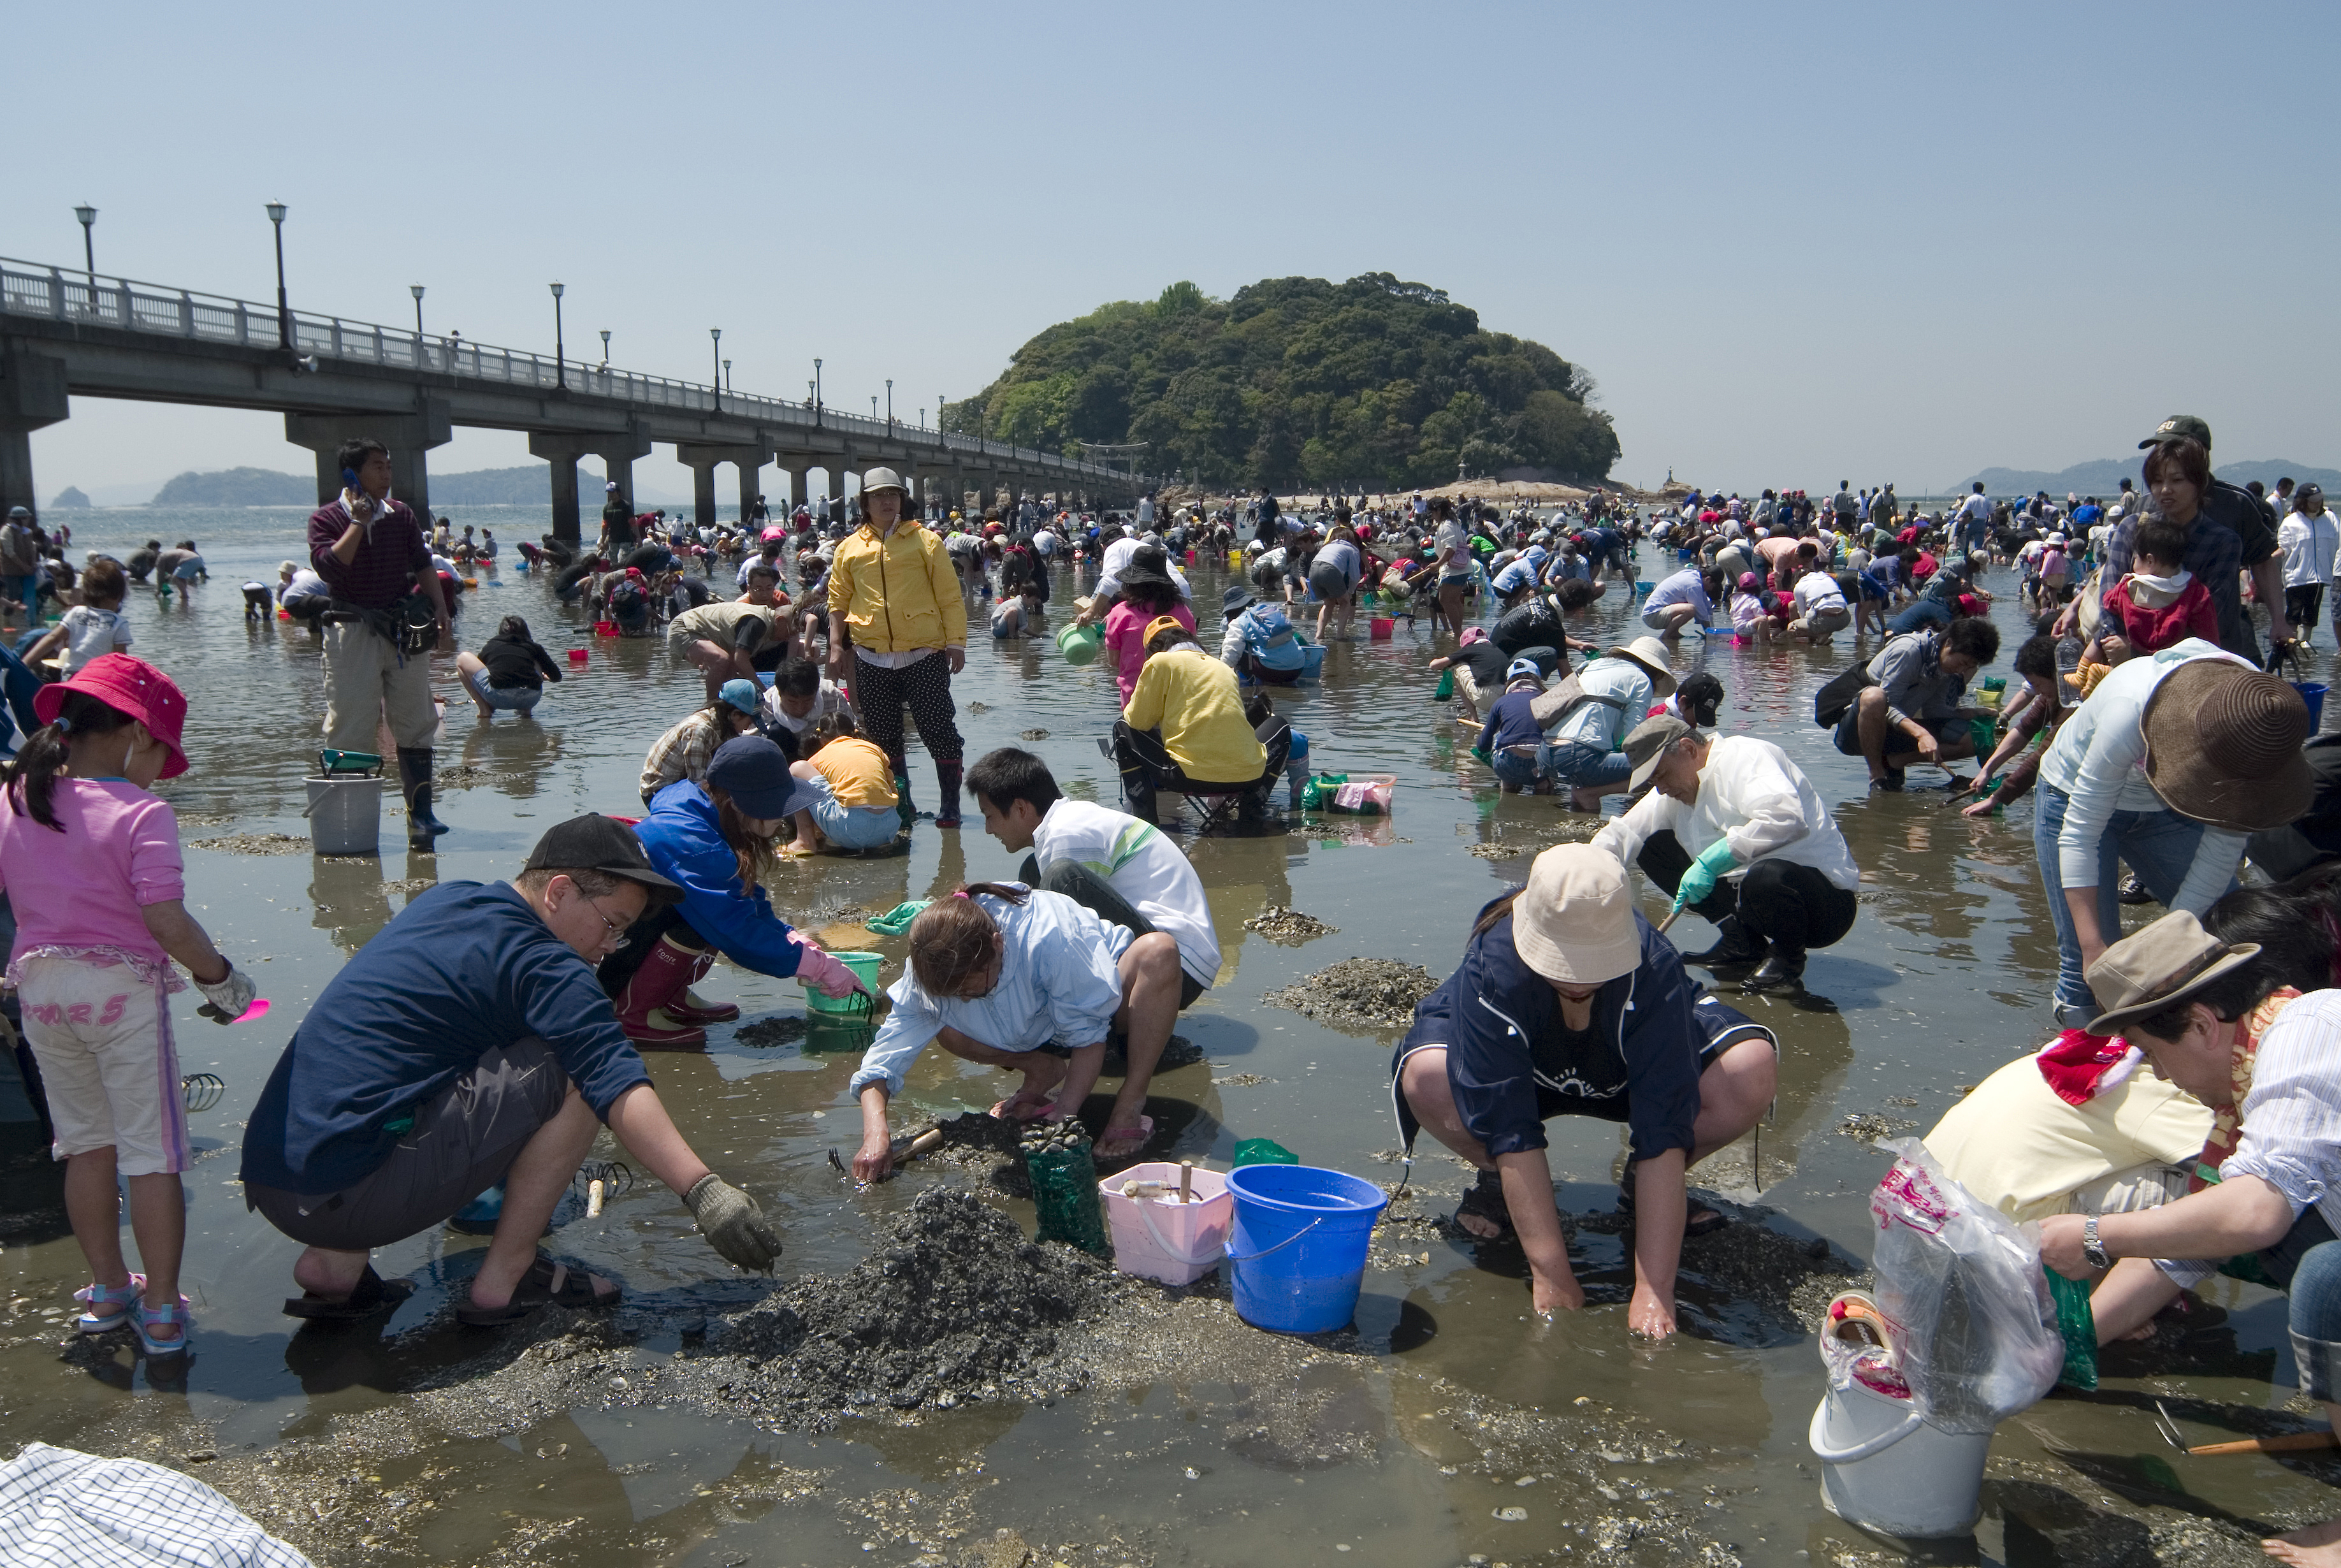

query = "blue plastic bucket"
[1299, 643, 1327, 682]
[1677, 547, 1695, 562]
[1224, 1163, 1386, 1333]
[2294, 682, 2327, 733]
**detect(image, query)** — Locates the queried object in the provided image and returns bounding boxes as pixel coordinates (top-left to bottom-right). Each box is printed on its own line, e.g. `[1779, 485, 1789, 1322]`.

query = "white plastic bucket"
[304, 776, 383, 856]
[1099, 1161, 1233, 1286]
[1809, 1376, 1991, 1537]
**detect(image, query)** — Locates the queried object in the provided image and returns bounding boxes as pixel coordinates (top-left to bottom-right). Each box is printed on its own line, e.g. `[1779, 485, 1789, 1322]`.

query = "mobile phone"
[342, 468, 361, 492]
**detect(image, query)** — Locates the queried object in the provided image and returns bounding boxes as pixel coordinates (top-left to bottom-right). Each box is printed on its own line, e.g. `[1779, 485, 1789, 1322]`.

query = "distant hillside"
[48, 486, 90, 509]
[431, 465, 551, 505]
[1970, 456, 2341, 497]
[151, 467, 312, 506]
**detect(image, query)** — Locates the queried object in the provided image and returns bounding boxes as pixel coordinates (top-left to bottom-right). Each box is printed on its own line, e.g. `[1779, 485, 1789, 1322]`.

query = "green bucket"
[802, 951, 883, 1016]
[1232, 1137, 1299, 1168]
[1056, 622, 1102, 666]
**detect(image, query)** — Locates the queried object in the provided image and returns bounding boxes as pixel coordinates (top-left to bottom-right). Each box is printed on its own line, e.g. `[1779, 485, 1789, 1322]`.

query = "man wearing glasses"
[240, 817, 781, 1326]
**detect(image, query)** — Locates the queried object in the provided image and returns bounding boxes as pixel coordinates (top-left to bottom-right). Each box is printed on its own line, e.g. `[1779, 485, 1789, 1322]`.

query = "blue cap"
[706, 735, 813, 820]
[1506, 656, 1544, 681]
[718, 678, 761, 716]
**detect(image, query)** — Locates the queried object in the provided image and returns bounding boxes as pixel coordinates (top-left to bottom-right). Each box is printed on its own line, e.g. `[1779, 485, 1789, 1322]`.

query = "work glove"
[685, 1173, 781, 1272]
[1675, 839, 1739, 909]
[1470, 746, 1492, 767]
[796, 946, 869, 999]
[193, 966, 258, 1023]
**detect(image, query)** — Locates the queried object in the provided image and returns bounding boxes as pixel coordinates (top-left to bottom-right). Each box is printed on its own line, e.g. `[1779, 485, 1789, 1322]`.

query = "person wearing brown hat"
[2034, 644, 2312, 1029]
[1390, 845, 1778, 1338]
[1593, 715, 1861, 991]
[1546, 637, 1676, 812]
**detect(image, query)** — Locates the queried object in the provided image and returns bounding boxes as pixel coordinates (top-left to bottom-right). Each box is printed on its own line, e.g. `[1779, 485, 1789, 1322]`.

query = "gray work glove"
[193, 967, 257, 1023]
[685, 1173, 781, 1272]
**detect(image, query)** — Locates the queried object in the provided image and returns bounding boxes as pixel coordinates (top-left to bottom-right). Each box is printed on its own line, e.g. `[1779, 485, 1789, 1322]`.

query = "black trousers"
[1020, 854, 1207, 1010]
[852, 651, 963, 773]
[1636, 830, 1859, 954]
[1111, 721, 1288, 817]
[2289, 584, 2326, 637]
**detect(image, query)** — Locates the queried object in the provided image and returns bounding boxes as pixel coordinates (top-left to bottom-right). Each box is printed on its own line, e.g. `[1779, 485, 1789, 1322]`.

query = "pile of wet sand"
[1264, 957, 1439, 1031]
[188, 833, 314, 855]
[1243, 905, 1339, 945]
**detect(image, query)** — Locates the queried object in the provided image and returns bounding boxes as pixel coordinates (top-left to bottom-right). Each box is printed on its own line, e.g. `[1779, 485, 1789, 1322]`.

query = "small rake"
[572, 1160, 634, 1217]
[2155, 1399, 2340, 1456]
[180, 1073, 226, 1113]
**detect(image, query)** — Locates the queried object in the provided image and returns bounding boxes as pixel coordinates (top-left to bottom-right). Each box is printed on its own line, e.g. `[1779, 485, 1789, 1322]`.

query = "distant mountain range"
[1969, 456, 2341, 498]
[135, 466, 680, 507]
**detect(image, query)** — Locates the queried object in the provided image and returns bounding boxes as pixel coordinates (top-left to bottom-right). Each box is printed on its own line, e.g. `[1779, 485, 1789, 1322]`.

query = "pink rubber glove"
[797, 947, 867, 999]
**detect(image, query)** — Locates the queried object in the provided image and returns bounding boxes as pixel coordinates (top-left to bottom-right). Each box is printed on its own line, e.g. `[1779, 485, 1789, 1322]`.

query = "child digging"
[782, 713, 901, 854]
[24, 558, 133, 676]
[0, 656, 254, 1356]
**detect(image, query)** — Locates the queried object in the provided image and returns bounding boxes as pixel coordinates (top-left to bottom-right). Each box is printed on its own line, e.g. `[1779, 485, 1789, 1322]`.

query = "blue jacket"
[634, 781, 809, 979]
[240, 882, 650, 1194]
[1394, 899, 1702, 1163]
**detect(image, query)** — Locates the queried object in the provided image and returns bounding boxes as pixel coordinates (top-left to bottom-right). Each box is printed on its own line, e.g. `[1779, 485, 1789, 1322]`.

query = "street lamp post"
[813, 359, 823, 426]
[710, 328, 721, 412]
[265, 202, 289, 350]
[73, 205, 96, 296]
[938, 393, 945, 437]
[549, 282, 567, 392]
[723, 358, 732, 393]
[885, 379, 893, 430]
[871, 396, 878, 421]
[410, 284, 424, 337]
[598, 329, 610, 368]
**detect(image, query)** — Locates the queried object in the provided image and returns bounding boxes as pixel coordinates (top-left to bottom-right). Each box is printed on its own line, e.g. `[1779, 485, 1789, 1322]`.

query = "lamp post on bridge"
[710, 328, 722, 412]
[598, 329, 610, 368]
[871, 396, 878, 421]
[813, 359, 823, 427]
[265, 202, 289, 350]
[549, 282, 567, 392]
[885, 379, 893, 431]
[723, 358, 732, 393]
[73, 206, 96, 294]
[410, 284, 424, 337]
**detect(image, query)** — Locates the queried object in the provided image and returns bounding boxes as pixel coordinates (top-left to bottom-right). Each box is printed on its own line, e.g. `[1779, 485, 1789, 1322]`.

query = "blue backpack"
[1242, 605, 1305, 671]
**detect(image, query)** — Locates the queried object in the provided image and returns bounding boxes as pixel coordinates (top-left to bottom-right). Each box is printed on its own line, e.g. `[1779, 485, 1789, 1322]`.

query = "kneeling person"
[238, 817, 781, 1325]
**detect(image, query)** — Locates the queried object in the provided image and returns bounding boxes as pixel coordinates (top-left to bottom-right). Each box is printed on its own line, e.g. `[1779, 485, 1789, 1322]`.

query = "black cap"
[522, 815, 681, 891]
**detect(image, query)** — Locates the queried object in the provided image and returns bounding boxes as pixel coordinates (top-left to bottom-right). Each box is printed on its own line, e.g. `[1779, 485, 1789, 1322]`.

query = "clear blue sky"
[12, 0, 2337, 503]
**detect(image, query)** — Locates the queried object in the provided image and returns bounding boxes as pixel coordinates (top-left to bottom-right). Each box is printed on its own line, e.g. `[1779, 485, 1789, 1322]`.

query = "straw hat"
[2140, 661, 2313, 831]
[1511, 844, 1642, 987]
[1600, 635, 1678, 698]
[2084, 910, 2263, 1041]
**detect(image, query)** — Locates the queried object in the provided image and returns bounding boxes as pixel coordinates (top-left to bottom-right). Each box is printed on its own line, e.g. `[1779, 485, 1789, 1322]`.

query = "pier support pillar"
[675, 443, 769, 532]
[0, 351, 70, 519]
[287, 400, 452, 519]
[785, 463, 809, 513]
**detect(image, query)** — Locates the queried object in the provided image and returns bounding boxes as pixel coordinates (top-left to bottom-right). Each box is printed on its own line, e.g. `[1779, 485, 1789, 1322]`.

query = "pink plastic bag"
[1329, 774, 1395, 815]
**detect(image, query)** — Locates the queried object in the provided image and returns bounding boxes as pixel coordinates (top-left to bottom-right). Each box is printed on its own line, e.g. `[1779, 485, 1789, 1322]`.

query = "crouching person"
[1113, 620, 1286, 826]
[851, 883, 1187, 1176]
[1390, 845, 1776, 1339]
[238, 817, 781, 1326]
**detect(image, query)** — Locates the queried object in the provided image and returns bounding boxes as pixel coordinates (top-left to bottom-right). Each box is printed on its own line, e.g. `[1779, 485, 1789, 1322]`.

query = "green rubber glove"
[1676, 839, 1739, 908]
[1470, 745, 1492, 767]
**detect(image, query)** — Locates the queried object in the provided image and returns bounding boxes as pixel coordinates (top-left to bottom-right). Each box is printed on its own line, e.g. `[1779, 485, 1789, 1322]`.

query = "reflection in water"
[308, 853, 393, 955]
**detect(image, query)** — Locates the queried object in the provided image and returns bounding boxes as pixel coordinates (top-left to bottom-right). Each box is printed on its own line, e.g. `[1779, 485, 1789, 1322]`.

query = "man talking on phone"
[306, 437, 454, 848]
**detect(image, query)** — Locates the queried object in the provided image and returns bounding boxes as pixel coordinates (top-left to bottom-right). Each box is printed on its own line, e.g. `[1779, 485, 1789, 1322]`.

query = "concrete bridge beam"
[0, 351, 69, 519]
[675, 443, 769, 532]
[286, 400, 453, 518]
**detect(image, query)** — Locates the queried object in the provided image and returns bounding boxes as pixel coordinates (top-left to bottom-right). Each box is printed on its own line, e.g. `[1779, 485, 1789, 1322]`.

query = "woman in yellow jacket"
[824, 468, 969, 825]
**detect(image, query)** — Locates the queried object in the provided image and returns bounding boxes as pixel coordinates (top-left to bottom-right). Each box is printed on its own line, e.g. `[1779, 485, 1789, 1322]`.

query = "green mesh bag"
[1024, 1135, 1110, 1256]
[2044, 1267, 2099, 1391]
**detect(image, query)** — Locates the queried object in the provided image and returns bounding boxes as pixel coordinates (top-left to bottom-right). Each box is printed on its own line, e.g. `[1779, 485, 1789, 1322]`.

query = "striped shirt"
[0, 1441, 315, 1566]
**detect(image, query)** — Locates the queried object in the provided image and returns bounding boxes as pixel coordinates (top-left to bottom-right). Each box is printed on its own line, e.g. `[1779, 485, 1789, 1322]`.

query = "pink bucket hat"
[36, 653, 190, 778]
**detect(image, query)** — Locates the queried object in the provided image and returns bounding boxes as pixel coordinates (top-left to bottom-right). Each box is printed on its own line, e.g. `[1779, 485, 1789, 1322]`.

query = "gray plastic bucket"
[304, 776, 383, 856]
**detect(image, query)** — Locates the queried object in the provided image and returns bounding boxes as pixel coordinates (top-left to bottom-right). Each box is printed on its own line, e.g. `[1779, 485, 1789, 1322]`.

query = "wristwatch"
[2082, 1216, 2112, 1270]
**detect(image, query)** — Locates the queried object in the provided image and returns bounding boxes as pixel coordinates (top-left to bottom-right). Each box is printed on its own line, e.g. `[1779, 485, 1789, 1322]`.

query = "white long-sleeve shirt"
[1032, 799, 1219, 990]
[1591, 735, 1861, 891]
[2279, 509, 2339, 588]
[2037, 639, 2247, 908]
[850, 888, 1133, 1097]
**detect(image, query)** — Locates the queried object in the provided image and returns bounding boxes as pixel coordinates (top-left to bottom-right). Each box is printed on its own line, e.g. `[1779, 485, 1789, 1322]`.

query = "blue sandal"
[135, 1294, 191, 1357]
[73, 1275, 144, 1333]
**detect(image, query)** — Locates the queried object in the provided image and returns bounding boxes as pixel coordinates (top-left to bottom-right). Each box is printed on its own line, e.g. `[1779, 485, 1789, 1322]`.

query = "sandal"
[136, 1294, 191, 1357]
[989, 1091, 1066, 1124]
[1618, 1180, 1729, 1238]
[283, 1264, 417, 1322]
[1453, 1170, 1517, 1244]
[454, 1253, 621, 1327]
[1093, 1114, 1157, 1161]
[73, 1274, 145, 1333]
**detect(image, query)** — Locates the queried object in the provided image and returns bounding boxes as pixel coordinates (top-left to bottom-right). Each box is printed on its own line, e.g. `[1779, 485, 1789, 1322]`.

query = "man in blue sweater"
[240, 817, 780, 1326]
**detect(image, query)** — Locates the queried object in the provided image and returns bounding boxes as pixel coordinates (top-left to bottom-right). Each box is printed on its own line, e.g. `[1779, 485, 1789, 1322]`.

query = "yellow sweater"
[1122, 646, 1268, 783]
[825, 521, 968, 654]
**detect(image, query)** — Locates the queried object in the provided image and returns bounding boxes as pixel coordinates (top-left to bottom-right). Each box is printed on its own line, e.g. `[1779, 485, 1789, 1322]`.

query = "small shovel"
[830, 1122, 945, 1183]
[2155, 1399, 2340, 1455]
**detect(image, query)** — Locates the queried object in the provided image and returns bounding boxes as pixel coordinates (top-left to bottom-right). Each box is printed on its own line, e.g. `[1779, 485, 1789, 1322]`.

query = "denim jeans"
[2287, 1225, 2341, 1404]
[2032, 782, 2218, 1020]
[1489, 746, 1546, 792]
[1547, 739, 1629, 791]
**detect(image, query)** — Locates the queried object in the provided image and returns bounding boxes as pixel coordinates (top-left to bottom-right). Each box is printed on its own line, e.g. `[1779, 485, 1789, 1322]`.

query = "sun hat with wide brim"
[36, 653, 189, 778]
[2140, 659, 2314, 832]
[1600, 635, 1678, 699]
[2084, 909, 2263, 1041]
[859, 466, 908, 495]
[1511, 843, 1642, 987]
[1118, 546, 1178, 592]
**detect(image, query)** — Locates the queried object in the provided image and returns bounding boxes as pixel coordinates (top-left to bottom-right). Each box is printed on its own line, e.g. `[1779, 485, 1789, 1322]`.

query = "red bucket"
[1368, 618, 1394, 641]
[593, 620, 618, 637]
[567, 648, 588, 665]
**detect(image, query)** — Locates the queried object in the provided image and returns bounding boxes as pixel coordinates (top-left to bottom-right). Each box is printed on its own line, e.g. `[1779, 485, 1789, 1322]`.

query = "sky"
[10, 0, 2337, 504]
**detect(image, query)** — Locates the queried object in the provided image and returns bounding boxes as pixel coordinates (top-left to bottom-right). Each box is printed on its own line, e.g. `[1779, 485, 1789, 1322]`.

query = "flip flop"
[989, 1093, 1066, 1124]
[454, 1254, 621, 1327]
[1093, 1114, 1157, 1160]
[283, 1264, 417, 1322]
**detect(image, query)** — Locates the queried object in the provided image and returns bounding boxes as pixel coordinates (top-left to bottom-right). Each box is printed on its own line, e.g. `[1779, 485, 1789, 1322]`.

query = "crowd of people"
[9, 412, 2341, 1557]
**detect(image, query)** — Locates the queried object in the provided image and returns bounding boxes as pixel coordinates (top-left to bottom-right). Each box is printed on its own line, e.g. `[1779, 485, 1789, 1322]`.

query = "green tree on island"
[943, 274, 1618, 492]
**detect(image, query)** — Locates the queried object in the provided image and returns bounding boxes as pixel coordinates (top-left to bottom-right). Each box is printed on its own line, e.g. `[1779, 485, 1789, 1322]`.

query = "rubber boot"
[398, 747, 448, 848]
[1681, 913, 1767, 969]
[894, 774, 917, 831]
[612, 935, 710, 1049]
[933, 760, 963, 829]
[1741, 945, 1807, 993]
[662, 948, 739, 1025]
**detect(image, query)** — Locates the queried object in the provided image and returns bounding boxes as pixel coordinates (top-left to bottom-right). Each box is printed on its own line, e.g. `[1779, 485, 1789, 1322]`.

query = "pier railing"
[0, 256, 1124, 477]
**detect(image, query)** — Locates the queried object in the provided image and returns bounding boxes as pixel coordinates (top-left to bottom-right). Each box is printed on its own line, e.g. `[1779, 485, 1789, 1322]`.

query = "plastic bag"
[1299, 771, 1348, 811]
[1867, 1138, 2063, 1434]
[1026, 1143, 1110, 1256]
[2043, 1268, 2099, 1391]
[1330, 775, 1395, 815]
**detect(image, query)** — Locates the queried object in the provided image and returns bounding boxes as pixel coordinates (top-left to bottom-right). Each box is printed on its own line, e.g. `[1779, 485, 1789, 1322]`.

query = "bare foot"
[1455, 1210, 1503, 1240]
[2264, 1514, 2341, 1564]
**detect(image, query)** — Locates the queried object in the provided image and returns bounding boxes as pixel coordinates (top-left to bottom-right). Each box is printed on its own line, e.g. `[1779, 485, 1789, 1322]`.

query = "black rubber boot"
[1741, 946, 1807, 992]
[1682, 914, 1766, 969]
[933, 760, 963, 829]
[398, 747, 448, 848]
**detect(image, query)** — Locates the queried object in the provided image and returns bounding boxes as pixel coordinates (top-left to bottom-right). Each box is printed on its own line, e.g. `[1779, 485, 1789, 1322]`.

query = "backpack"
[1529, 672, 1630, 732]
[1813, 658, 1877, 727]
[1242, 605, 1305, 669]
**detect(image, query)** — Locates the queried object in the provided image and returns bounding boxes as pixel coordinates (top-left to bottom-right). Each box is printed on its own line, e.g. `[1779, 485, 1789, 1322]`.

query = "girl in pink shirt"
[0, 655, 251, 1359]
[1100, 553, 1194, 706]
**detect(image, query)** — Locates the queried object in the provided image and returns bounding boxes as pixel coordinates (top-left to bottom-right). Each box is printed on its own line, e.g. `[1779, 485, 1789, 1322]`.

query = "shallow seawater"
[0, 504, 2333, 1565]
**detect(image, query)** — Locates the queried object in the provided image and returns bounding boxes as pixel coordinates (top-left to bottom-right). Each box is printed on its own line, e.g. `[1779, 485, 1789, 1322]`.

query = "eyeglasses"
[583, 894, 633, 942]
